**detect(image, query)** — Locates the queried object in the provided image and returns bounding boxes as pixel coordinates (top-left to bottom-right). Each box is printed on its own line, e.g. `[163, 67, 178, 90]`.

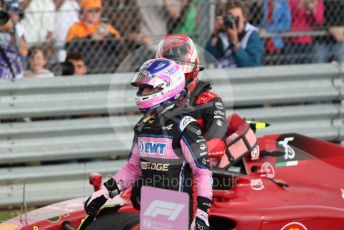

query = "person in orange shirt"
[66, 0, 121, 42]
[65, 0, 124, 73]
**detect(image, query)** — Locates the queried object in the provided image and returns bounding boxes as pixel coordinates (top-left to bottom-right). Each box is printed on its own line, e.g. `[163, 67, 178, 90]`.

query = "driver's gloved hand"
[191, 197, 211, 230]
[84, 178, 121, 216]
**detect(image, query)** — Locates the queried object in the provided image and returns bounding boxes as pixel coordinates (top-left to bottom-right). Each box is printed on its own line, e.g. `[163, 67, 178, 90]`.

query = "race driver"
[84, 58, 213, 230]
[156, 34, 228, 165]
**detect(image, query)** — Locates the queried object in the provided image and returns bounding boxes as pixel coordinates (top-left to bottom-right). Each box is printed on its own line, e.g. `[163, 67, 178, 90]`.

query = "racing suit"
[187, 80, 228, 157]
[117, 107, 212, 221]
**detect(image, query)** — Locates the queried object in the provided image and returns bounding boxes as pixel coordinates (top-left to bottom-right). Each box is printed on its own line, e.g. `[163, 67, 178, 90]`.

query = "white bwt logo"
[278, 137, 295, 160]
[143, 200, 185, 221]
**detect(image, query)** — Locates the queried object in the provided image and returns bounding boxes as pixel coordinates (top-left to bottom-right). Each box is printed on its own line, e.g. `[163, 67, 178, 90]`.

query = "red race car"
[1, 131, 344, 230]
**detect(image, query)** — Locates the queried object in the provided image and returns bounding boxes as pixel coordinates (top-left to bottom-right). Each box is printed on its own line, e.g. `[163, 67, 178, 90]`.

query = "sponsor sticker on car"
[278, 137, 295, 160]
[250, 179, 264, 191]
[281, 222, 307, 230]
[261, 162, 275, 178]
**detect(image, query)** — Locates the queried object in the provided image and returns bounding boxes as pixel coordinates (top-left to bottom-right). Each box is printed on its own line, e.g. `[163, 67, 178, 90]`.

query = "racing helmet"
[156, 34, 200, 91]
[131, 58, 186, 113]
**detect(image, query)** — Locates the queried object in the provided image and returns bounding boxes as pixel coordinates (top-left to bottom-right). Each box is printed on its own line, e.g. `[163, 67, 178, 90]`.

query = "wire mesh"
[1, 0, 343, 75]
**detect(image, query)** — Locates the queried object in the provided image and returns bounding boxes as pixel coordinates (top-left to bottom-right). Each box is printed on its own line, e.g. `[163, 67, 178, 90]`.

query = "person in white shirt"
[19, 0, 56, 45]
[54, 0, 79, 62]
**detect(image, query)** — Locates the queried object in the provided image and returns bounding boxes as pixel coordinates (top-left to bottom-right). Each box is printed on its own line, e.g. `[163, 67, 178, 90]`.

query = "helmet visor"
[136, 85, 163, 97]
[158, 39, 192, 63]
[131, 71, 167, 88]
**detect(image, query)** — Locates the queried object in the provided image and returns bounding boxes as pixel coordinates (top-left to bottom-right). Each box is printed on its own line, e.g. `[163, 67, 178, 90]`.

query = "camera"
[223, 14, 239, 29]
[0, 10, 10, 26]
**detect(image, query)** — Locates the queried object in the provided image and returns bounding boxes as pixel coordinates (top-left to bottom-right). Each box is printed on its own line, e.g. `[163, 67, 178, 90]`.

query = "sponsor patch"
[179, 116, 196, 131]
[215, 102, 224, 109]
[163, 65, 177, 76]
[196, 129, 202, 136]
[216, 120, 223, 127]
[141, 162, 169, 171]
[140, 141, 167, 155]
[200, 151, 208, 156]
[214, 110, 225, 116]
[200, 143, 207, 150]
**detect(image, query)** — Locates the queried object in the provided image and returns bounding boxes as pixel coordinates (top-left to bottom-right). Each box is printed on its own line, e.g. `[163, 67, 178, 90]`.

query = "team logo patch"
[281, 222, 307, 230]
[179, 116, 196, 131]
[162, 124, 173, 130]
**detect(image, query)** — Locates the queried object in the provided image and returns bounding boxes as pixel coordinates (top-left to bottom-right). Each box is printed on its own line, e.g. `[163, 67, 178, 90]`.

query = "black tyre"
[85, 212, 139, 230]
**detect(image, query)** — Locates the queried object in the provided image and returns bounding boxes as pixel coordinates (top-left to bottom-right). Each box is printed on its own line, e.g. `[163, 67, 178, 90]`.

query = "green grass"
[0, 210, 20, 222]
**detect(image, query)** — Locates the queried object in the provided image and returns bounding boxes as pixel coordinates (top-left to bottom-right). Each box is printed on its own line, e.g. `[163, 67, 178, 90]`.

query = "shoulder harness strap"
[188, 80, 212, 106]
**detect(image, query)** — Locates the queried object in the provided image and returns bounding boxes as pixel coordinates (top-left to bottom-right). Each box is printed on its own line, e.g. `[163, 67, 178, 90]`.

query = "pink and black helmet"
[131, 58, 186, 113]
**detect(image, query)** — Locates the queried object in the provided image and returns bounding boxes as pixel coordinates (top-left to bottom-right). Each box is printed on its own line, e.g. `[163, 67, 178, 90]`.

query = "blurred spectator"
[169, 0, 198, 39]
[205, 0, 263, 68]
[66, 0, 124, 73]
[260, 0, 291, 55]
[0, 10, 24, 79]
[54, 0, 80, 62]
[103, 0, 154, 72]
[135, 0, 183, 42]
[25, 46, 54, 78]
[4, 0, 28, 58]
[283, 0, 324, 64]
[66, 0, 120, 42]
[19, 0, 56, 45]
[103, 0, 140, 40]
[314, 0, 344, 63]
[66, 52, 87, 75]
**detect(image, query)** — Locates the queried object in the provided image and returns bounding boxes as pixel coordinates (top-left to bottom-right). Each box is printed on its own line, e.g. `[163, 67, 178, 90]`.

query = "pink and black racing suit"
[112, 107, 213, 220]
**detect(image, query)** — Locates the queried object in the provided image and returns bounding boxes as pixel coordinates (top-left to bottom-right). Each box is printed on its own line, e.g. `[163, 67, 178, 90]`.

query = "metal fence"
[0, 63, 344, 207]
[4, 0, 342, 75]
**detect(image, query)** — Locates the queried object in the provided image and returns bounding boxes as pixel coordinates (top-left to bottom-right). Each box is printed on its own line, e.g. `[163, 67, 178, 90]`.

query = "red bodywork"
[1, 133, 344, 230]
